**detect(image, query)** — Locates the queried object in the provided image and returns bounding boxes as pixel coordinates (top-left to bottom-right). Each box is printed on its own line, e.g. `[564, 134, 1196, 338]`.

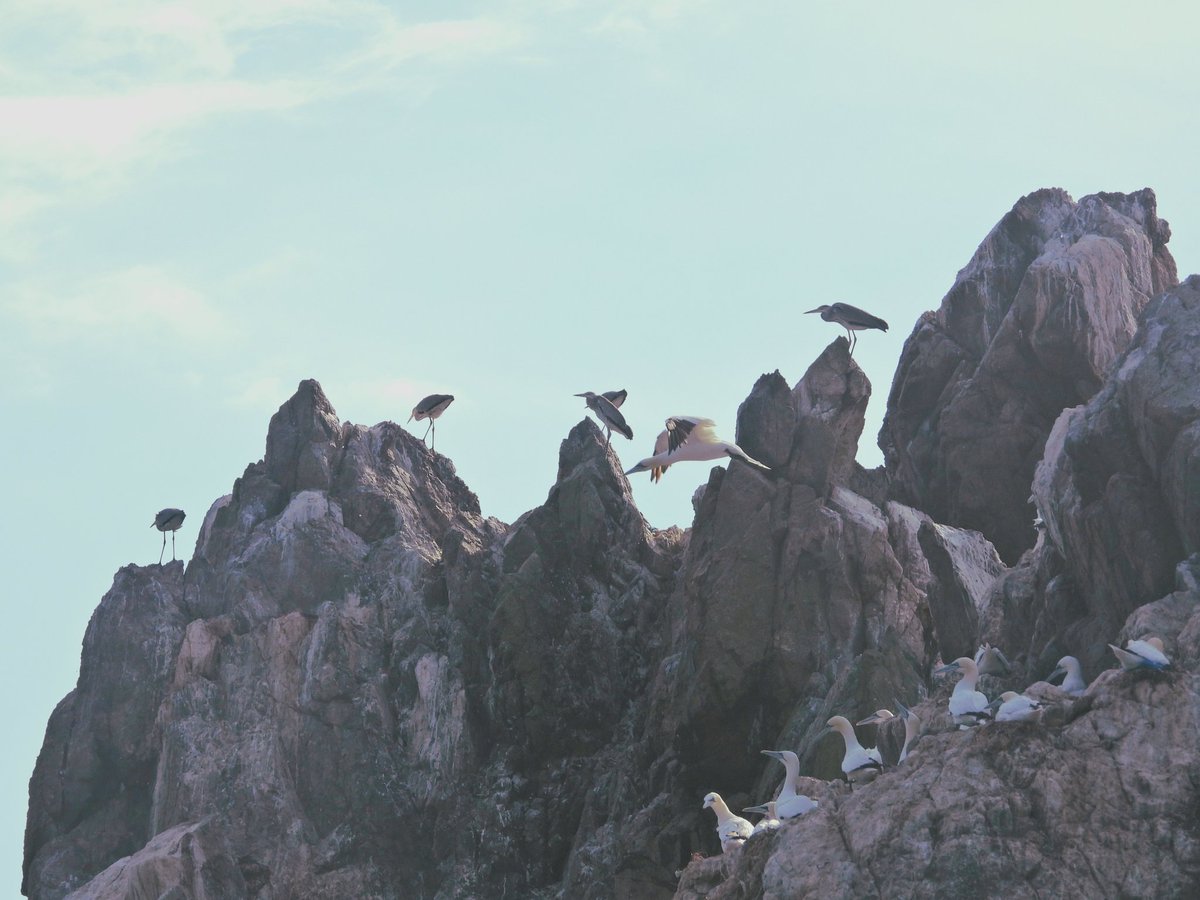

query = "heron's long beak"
[804, 307, 822, 314]
[574, 393, 587, 397]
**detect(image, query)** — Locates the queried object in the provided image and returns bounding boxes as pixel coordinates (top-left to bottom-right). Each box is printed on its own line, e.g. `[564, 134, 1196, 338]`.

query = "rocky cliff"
[24, 189, 1200, 900]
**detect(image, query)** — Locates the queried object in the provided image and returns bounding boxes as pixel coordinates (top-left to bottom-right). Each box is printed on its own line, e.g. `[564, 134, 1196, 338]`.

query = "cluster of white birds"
[701, 636, 1172, 854]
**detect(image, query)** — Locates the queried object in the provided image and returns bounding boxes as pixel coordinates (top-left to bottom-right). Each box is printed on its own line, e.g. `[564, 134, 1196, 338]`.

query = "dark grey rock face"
[881, 188, 1177, 563]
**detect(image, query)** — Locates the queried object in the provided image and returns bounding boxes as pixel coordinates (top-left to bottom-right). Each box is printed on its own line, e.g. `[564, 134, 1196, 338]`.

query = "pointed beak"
[624, 464, 644, 476]
[574, 393, 586, 397]
[895, 698, 911, 719]
[855, 714, 883, 727]
[1049, 667, 1066, 682]
[760, 749, 785, 760]
[743, 804, 770, 815]
[934, 662, 961, 675]
[804, 307, 822, 314]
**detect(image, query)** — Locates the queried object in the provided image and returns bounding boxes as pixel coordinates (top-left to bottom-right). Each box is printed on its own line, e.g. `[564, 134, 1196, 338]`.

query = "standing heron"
[625, 416, 769, 481]
[408, 394, 454, 451]
[805, 303, 889, 355]
[152, 508, 186, 565]
[575, 391, 633, 446]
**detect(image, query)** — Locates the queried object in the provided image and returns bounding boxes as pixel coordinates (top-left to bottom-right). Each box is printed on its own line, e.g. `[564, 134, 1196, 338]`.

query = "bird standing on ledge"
[152, 508, 186, 565]
[805, 302, 889, 354]
[408, 394, 454, 451]
[575, 391, 633, 446]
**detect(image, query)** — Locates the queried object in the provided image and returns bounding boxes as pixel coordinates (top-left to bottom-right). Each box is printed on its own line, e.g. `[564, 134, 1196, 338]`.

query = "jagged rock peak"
[881, 187, 1178, 563]
[264, 378, 341, 494]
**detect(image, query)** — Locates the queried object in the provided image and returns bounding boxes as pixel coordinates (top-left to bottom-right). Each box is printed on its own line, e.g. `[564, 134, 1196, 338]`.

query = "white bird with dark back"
[993, 691, 1043, 722]
[625, 416, 770, 482]
[760, 750, 819, 818]
[574, 391, 633, 446]
[741, 801, 782, 836]
[826, 716, 883, 785]
[408, 394, 454, 451]
[935, 656, 993, 726]
[1110, 637, 1170, 671]
[701, 792, 754, 852]
[152, 508, 186, 565]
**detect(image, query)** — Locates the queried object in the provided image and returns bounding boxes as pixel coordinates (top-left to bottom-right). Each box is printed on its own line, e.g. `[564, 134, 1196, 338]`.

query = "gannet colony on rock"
[701, 793, 754, 853]
[1110, 637, 1171, 671]
[825, 716, 883, 785]
[625, 416, 770, 482]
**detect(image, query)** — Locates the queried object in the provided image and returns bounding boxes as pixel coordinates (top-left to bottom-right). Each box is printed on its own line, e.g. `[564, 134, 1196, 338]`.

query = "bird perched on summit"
[804, 302, 889, 355]
[575, 391, 633, 446]
[1110, 637, 1170, 671]
[701, 793, 754, 853]
[825, 716, 884, 785]
[935, 656, 993, 727]
[152, 508, 186, 565]
[625, 416, 769, 482]
[408, 394, 454, 451]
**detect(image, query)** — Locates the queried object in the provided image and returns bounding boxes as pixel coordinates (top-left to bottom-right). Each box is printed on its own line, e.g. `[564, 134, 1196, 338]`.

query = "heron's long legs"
[159, 532, 167, 566]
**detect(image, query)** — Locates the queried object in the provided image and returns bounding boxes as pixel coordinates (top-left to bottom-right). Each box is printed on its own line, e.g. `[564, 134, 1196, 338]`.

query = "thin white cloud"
[3, 265, 231, 343]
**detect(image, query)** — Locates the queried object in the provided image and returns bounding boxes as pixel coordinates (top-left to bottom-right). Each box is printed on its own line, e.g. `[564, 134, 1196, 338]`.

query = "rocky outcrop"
[25, 191, 1200, 900]
[882, 188, 1177, 563]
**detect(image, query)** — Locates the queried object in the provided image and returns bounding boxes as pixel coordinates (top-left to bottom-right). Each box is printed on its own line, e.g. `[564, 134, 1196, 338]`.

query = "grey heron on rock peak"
[804, 302, 889, 355]
[152, 508, 186, 565]
[625, 416, 769, 482]
[575, 391, 633, 446]
[408, 394, 454, 451]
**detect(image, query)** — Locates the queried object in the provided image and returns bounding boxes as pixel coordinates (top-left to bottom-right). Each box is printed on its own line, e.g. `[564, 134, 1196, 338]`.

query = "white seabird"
[1110, 637, 1170, 671]
[701, 792, 754, 852]
[825, 716, 883, 785]
[152, 508, 186, 565]
[625, 416, 770, 482]
[935, 656, 993, 726]
[742, 801, 782, 836]
[974, 642, 1012, 677]
[993, 691, 1043, 723]
[894, 699, 922, 762]
[1048, 655, 1088, 697]
[408, 394, 455, 451]
[575, 391, 633, 446]
[760, 750, 819, 818]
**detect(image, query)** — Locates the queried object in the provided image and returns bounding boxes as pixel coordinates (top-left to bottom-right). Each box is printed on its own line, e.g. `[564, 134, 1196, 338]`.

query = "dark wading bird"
[575, 390, 633, 446]
[408, 394, 454, 451]
[805, 302, 889, 355]
[152, 508, 186, 565]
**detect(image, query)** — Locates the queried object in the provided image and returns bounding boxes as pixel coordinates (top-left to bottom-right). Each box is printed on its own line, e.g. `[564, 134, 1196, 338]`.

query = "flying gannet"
[935, 656, 993, 726]
[701, 792, 754, 852]
[1110, 637, 1170, 671]
[974, 643, 1013, 677]
[742, 801, 782, 836]
[1048, 655, 1088, 696]
[408, 394, 455, 451]
[152, 508, 186, 565]
[760, 750, 819, 818]
[575, 391, 633, 446]
[625, 416, 770, 482]
[825, 716, 883, 785]
[803, 302, 889, 355]
[993, 691, 1043, 722]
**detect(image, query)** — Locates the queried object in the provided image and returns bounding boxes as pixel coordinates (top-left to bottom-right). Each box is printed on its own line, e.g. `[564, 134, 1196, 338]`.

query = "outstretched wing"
[601, 389, 627, 409]
[665, 416, 716, 454]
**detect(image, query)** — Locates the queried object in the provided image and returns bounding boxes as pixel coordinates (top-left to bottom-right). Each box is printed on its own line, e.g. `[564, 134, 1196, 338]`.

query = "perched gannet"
[152, 508, 186, 565]
[804, 302, 889, 355]
[825, 716, 883, 785]
[894, 699, 922, 762]
[625, 416, 770, 482]
[408, 394, 455, 451]
[993, 691, 1043, 722]
[742, 801, 782, 836]
[574, 391, 633, 446]
[974, 643, 1012, 677]
[935, 657, 993, 726]
[760, 750, 819, 818]
[1048, 655, 1088, 697]
[701, 792, 754, 852]
[1110, 637, 1170, 671]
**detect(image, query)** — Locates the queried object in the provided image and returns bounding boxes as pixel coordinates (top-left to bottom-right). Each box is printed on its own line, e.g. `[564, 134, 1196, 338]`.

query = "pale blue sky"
[2, 2, 1197, 892]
